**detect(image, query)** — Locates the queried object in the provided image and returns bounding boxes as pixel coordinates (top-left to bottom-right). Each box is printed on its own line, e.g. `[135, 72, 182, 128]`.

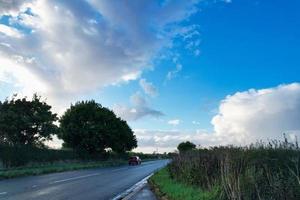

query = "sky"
[0, 0, 300, 153]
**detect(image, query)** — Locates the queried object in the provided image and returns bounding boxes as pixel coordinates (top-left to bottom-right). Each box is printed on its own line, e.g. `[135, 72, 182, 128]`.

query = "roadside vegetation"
[150, 167, 220, 200]
[0, 94, 166, 179]
[151, 139, 300, 200]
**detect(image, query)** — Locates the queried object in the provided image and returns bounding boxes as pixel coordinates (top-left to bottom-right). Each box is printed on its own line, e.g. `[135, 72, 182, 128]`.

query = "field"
[151, 139, 300, 200]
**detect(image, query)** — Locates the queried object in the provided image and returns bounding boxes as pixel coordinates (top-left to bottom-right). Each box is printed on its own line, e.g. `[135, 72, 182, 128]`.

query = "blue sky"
[1, 0, 300, 152]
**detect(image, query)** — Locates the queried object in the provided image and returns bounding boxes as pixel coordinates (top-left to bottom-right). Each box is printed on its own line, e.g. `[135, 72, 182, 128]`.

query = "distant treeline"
[168, 138, 300, 200]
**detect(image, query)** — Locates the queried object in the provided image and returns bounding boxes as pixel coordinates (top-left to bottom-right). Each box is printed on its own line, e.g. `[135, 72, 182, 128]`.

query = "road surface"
[0, 160, 168, 200]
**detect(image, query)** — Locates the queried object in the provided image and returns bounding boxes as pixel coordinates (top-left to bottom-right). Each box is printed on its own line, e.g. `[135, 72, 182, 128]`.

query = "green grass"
[149, 167, 220, 200]
[0, 160, 127, 179]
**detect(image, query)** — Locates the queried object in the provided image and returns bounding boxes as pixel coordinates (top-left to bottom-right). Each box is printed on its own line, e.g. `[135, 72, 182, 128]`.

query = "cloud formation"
[212, 83, 300, 143]
[0, 0, 201, 109]
[168, 119, 181, 126]
[0, 0, 31, 15]
[139, 79, 158, 97]
[135, 83, 300, 152]
[113, 92, 164, 121]
[167, 63, 183, 80]
[166, 54, 185, 81]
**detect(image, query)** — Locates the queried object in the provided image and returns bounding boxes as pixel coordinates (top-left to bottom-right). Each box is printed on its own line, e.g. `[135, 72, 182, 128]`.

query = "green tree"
[177, 141, 196, 152]
[0, 94, 58, 147]
[59, 101, 137, 155]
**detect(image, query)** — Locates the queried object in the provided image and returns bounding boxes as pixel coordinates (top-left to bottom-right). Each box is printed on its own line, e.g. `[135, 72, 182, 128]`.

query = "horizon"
[1, 0, 300, 153]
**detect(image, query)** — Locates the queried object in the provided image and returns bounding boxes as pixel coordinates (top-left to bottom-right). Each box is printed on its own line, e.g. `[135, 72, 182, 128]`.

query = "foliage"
[149, 167, 220, 200]
[177, 141, 196, 152]
[0, 94, 58, 147]
[59, 100, 137, 156]
[169, 139, 300, 200]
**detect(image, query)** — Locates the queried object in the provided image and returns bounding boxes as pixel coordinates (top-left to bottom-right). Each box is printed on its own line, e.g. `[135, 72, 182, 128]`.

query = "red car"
[128, 156, 142, 165]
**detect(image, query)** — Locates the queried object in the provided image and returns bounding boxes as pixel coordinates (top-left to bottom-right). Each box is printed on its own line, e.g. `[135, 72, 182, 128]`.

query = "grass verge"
[0, 159, 127, 179]
[149, 167, 220, 200]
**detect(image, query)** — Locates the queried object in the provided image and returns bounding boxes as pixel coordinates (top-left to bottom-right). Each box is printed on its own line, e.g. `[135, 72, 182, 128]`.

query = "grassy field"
[0, 160, 127, 179]
[149, 167, 220, 200]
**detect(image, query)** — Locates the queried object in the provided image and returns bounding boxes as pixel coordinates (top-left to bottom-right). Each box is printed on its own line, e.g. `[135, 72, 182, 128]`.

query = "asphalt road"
[0, 160, 168, 200]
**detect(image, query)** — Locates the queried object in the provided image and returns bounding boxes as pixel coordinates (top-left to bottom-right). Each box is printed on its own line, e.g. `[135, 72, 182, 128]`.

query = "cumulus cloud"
[0, 0, 201, 109]
[168, 119, 181, 126]
[212, 83, 300, 144]
[113, 92, 164, 121]
[135, 83, 300, 152]
[139, 79, 157, 97]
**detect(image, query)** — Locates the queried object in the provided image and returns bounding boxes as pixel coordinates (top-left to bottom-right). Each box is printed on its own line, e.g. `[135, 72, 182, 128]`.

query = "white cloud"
[212, 83, 300, 144]
[168, 119, 181, 126]
[113, 92, 164, 121]
[134, 129, 218, 153]
[0, 43, 47, 95]
[139, 79, 158, 97]
[0, 24, 23, 38]
[134, 83, 300, 152]
[0, 0, 201, 109]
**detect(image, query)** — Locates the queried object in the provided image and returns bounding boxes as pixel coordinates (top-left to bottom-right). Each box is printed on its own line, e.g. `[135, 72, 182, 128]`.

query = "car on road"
[128, 156, 142, 165]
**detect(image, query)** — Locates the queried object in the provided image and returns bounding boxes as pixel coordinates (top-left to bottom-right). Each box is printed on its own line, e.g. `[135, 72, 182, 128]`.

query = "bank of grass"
[0, 159, 127, 179]
[149, 167, 220, 200]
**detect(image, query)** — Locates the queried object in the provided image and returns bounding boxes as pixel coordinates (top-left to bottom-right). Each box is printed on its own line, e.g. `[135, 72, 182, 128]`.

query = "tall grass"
[169, 139, 300, 200]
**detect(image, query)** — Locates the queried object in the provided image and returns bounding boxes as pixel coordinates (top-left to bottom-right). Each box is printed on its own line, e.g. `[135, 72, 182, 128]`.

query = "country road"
[0, 160, 168, 200]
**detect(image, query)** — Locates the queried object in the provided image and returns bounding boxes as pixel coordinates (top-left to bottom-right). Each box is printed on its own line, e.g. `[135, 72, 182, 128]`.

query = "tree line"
[0, 94, 137, 156]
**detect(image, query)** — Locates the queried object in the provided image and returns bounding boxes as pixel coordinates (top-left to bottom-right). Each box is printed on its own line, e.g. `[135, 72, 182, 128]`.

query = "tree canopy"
[0, 94, 58, 147]
[177, 141, 196, 152]
[59, 100, 137, 155]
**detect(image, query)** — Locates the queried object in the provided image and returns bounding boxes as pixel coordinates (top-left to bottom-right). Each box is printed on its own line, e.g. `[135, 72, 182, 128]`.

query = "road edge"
[111, 173, 153, 200]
